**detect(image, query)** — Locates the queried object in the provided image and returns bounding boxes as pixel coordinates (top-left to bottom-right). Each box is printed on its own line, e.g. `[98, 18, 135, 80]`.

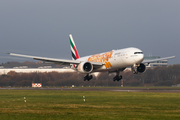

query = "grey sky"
[0, 0, 179, 64]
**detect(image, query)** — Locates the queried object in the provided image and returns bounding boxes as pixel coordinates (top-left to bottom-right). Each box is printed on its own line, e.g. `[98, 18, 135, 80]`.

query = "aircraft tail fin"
[69, 34, 80, 60]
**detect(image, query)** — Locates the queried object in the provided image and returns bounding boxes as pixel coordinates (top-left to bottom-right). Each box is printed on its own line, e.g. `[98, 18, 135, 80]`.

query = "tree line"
[0, 64, 180, 87]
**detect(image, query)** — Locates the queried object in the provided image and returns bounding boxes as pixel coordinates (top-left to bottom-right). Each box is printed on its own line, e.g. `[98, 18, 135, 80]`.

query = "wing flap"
[8, 53, 81, 65]
[8, 53, 104, 66]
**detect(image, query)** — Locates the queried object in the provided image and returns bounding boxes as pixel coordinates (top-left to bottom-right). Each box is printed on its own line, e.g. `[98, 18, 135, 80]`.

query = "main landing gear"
[113, 70, 123, 81]
[113, 75, 122, 81]
[84, 74, 93, 81]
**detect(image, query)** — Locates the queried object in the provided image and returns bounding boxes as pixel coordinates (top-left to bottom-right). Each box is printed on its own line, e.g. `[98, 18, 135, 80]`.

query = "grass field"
[0, 89, 180, 120]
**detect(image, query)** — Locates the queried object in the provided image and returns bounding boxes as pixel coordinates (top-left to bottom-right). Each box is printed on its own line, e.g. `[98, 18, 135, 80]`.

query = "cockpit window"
[134, 52, 143, 54]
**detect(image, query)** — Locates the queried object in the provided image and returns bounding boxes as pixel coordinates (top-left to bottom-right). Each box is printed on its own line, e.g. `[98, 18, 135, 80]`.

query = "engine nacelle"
[77, 62, 93, 73]
[131, 63, 146, 74]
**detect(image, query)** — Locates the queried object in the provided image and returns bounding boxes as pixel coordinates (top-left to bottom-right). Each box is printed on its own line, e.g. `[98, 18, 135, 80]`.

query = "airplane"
[8, 34, 175, 81]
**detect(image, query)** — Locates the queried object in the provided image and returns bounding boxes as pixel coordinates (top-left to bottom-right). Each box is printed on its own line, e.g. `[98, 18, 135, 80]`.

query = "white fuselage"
[77, 47, 144, 72]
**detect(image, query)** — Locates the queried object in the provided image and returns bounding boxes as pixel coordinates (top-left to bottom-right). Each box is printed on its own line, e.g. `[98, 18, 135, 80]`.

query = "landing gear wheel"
[113, 70, 123, 81]
[113, 75, 122, 81]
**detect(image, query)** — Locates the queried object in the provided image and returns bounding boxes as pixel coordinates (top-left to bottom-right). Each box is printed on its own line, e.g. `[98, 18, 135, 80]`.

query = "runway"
[1, 87, 180, 93]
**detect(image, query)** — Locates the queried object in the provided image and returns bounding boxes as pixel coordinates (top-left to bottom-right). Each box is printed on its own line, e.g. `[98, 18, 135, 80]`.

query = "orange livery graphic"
[88, 51, 113, 68]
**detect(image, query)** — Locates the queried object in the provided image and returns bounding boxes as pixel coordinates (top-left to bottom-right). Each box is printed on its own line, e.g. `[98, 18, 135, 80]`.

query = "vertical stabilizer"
[69, 34, 80, 60]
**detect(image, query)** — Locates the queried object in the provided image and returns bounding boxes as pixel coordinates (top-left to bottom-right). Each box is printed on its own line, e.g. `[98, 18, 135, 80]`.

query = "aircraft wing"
[142, 56, 175, 64]
[8, 53, 104, 66]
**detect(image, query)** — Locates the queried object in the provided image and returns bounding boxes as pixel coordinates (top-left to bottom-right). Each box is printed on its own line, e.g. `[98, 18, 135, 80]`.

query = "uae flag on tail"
[69, 34, 80, 60]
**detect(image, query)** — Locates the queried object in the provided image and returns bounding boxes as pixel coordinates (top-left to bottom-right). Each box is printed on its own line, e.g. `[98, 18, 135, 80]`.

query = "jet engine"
[131, 63, 146, 74]
[77, 62, 93, 73]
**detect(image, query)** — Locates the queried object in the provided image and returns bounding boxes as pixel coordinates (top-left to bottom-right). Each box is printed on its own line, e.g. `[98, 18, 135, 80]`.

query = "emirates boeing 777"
[8, 34, 175, 81]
